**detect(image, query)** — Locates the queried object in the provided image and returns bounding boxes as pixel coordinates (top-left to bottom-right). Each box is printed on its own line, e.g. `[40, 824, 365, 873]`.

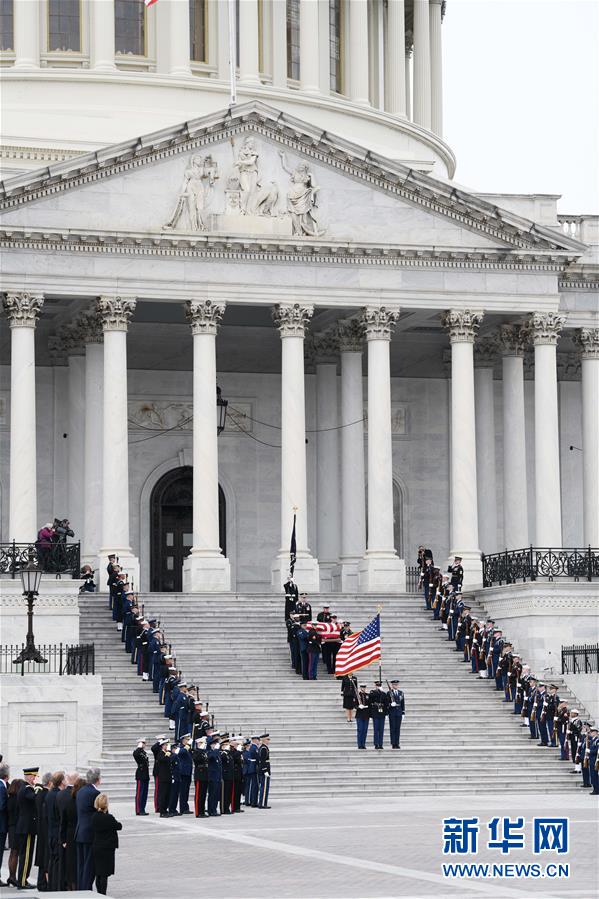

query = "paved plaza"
[50, 792, 598, 899]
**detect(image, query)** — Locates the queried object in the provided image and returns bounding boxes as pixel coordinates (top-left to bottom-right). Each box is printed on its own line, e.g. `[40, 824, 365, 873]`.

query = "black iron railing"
[561, 643, 599, 675]
[0, 643, 95, 676]
[0, 541, 81, 578]
[405, 565, 421, 593]
[482, 546, 599, 587]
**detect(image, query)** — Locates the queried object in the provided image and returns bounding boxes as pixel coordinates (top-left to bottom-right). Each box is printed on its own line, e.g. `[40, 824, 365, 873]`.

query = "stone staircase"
[79, 591, 588, 801]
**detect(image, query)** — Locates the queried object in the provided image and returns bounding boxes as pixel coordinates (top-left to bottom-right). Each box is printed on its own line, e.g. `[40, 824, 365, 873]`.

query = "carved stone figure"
[164, 154, 219, 231]
[278, 151, 325, 237]
[233, 137, 278, 215]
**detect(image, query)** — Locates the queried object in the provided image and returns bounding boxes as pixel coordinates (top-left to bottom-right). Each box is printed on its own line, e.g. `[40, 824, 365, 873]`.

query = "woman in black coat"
[91, 794, 122, 895]
[6, 779, 24, 887]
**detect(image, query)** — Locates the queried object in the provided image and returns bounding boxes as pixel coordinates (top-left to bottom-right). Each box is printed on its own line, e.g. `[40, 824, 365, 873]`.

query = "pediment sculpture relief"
[162, 138, 325, 238]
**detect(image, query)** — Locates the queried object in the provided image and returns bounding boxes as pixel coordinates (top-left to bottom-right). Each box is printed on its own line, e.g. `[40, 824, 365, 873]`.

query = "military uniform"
[386, 680, 405, 749]
[177, 737, 193, 813]
[257, 735, 271, 809]
[133, 742, 150, 815]
[355, 686, 370, 749]
[15, 768, 39, 889]
[368, 684, 389, 750]
[207, 737, 223, 816]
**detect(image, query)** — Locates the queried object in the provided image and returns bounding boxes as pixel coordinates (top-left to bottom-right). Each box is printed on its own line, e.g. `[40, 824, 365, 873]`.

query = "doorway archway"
[150, 466, 226, 592]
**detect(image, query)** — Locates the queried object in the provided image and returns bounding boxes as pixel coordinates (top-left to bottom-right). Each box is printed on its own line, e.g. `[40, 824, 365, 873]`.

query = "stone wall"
[0, 578, 80, 646]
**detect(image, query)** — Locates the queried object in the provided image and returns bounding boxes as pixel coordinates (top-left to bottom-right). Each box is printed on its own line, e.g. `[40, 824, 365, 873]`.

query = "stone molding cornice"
[473, 336, 498, 368]
[272, 302, 314, 337]
[573, 327, 599, 360]
[441, 309, 483, 344]
[78, 308, 104, 344]
[361, 305, 400, 341]
[0, 102, 585, 256]
[96, 295, 137, 332]
[0, 594, 79, 609]
[184, 299, 226, 336]
[559, 273, 599, 291]
[527, 311, 566, 347]
[499, 323, 528, 357]
[337, 318, 365, 353]
[2, 291, 44, 328]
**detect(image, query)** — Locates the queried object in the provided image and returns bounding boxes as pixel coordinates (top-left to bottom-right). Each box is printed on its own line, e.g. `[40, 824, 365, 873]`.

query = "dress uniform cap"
[159, 738, 169, 746]
[259, 733, 270, 739]
[390, 679, 399, 684]
[243, 738, 251, 745]
[251, 735, 260, 740]
[180, 733, 191, 741]
[23, 766, 39, 776]
[179, 682, 187, 688]
[359, 683, 366, 687]
[155, 734, 166, 741]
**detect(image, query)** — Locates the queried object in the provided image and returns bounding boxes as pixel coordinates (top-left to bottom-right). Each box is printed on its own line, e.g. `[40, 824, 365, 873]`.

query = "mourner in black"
[133, 740, 150, 816]
[15, 766, 40, 890]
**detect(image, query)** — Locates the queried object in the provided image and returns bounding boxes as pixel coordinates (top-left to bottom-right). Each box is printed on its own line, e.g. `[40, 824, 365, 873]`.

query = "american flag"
[334, 614, 381, 677]
[311, 622, 341, 640]
[144, 0, 158, 7]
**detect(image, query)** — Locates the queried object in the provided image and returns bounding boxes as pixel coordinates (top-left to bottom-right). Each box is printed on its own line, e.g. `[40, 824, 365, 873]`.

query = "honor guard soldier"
[568, 709, 583, 770]
[386, 679, 405, 749]
[546, 685, 560, 747]
[295, 594, 312, 625]
[220, 735, 234, 815]
[257, 734, 271, 809]
[168, 741, 181, 817]
[245, 736, 260, 807]
[155, 739, 172, 818]
[525, 677, 538, 740]
[192, 737, 209, 817]
[447, 556, 464, 592]
[15, 766, 40, 890]
[283, 575, 299, 619]
[588, 727, 599, 795]
[356, 684, 370, 749]
[556, 702, 570, 760]
[177, 735, 193, 814]
[230, 736, 244, 813]
[207, 735, 223, 816]
[536, 683, 549, 746]
[133, 739, 150, 816]
[368, 682, 389, 751]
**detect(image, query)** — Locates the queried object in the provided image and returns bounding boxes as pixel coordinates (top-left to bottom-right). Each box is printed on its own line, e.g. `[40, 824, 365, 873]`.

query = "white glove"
[391, 702, 397, 707]
[358, 704, 366, 709]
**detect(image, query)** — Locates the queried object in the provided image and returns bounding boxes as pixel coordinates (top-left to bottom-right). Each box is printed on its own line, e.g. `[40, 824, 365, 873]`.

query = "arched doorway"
[150, 466, 226, 592]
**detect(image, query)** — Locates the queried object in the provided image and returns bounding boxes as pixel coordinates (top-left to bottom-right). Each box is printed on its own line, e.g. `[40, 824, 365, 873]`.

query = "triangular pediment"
[0, 102, 586, 258]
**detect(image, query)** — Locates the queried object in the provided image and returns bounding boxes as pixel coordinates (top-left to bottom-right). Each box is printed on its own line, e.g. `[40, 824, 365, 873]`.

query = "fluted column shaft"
[90, 0, 116, 71]
[412, 0, 431, 128]
[474, 342, 498, 554]
[238, 0, 261, 85]
[300, 0, 320, 93]
[271, 0, 287, 88]
[385, 0, 406, 116]
[169, 0, 192, 75]
[315, 357, 340, 584]
[67, 350, 86, 544]
[14, 0, 40, 69]
[442, 310, 483, 585]
[575, 328, 599, 546]
[429, 0, 443, 135]
[339, 326, 366, 567]
[500, 326, 529, 548]
[3, 294, 44, 542]
[349, 0, 370, 105]
[530, 313, 565, 547]
[80, 311, 104, 566]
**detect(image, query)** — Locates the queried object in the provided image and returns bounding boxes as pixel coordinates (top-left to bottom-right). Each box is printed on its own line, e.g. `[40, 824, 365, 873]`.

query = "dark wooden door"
[157, 505, 193, 592]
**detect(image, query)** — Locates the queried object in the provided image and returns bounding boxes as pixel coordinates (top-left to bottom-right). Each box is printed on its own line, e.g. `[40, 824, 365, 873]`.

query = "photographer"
[79, 565, 96, 594]
[52, 518, 75, 573]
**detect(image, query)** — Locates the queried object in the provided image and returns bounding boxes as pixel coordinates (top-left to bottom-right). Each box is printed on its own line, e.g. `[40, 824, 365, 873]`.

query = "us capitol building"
[1, 0, 598, 596]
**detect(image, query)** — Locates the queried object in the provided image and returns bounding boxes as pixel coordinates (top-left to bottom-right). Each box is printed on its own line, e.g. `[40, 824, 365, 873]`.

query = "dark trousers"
[157, 777, 170, 815]
[538, 717, 549, 745]
[153, 775, 159, 812]
[0, 831, 6, 880]
[168, 779, 180, 814]
[17, 833, 35, 887]
[207, 780, 221, 815]
[300, 651, 309, 680]
[76, 841, 94, 891]
[372, 717, 385, 748]
[233, 779, 242, 812]
[47, 839, 61, 891]
[135, 778, 149, 814]
[529, 717, 537, 739]
[389, 714, 402, 747]
[258, 773, 270, 807]
[356, 717, 369, 749]
[590, 759, 599, 792]
[179, 775, 191, 813]
[96, 874, 109, 895]
[194, 780, 208, 816]
[321, 642, 331, 672]
[309, 652, 319, 679]
[221, 780, 233, 814]
[246, 773, 258, 806]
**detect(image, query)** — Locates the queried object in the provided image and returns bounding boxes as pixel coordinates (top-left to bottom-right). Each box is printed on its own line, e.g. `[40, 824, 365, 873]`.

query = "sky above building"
[443, 0, 598, 213]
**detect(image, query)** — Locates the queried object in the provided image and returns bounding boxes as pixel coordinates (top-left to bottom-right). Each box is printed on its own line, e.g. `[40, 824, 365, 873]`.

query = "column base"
[182, 552, 231, 593]
[447, 551, 483, 591]
[318, 562, 336, 593]
[357, 554, 406, 593]
[271, 553, 320, 594]
[332, 558, 361, 593]
[98, 550, 140, 594]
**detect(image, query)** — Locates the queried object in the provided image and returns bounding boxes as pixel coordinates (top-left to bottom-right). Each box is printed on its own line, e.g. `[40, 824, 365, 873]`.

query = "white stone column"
[182, 301, 231, 592]
[90, 0, 116, 72]
[574, 329, 599, 547]
[65, 329, 86, 547]
[313, 335, 340, 591]
[271, 303, 320, 592]
[358, 306, 405, 592]
[332, 320, 366, 592]
[96, 296, 139, 587]
[412, 0, 431, 129]
[529, 312, 565, 547]
[349, 0, 370, 105]
[271, 0, 287, 88]
[442, 309, 484, 587]
[80, 311, 104, 568]
[169, 0, 192, 76]
[404, 42, 412, 120]
[473, 339, 498, 555]
[499, 324, 529, 549]
[2, 293, 44, 543]
[238, 0, 261, 86]
[300, 0, 320, 93]
[429, 0, 443, 135]
[385, 0, 406, 116]
[216, 0, 231, 80]
[13, 0, 40, 69]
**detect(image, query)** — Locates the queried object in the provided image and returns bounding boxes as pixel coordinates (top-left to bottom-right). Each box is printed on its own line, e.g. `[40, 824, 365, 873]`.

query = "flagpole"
[228, 0, 237, 107]
[377, 604, 383, 683]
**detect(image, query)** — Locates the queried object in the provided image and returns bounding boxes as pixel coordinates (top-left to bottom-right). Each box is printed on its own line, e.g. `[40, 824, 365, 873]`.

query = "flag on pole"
[334, 614, 381, 677]
[144, 0, 158, 7]
[289, 513, 297, 577]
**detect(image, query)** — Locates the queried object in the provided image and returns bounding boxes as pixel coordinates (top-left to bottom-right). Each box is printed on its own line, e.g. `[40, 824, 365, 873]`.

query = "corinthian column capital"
[499, 323, 528, 357]
[527, 311, 566, 347]
[185, 299, 226, 336]
[336, 318, 365, 353]
[2, 292, 44, 328]
[79, 308, 104, 344]
[361, 306, 400, 341]
[96, 296, 137, 332]
[442, 309, 483, 344]
[473, 336, 499, 368]
[272, 303, 314, 337]
[573, 327, 599, 360]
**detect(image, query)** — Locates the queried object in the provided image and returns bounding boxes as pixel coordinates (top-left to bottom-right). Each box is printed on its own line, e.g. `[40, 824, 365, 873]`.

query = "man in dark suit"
[45, 771, 65, 891]
[15, 765, 40, 890]
[0, 763, 9, 888]
[56, 773, 77, 891]
[75, 768, 101, 891]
